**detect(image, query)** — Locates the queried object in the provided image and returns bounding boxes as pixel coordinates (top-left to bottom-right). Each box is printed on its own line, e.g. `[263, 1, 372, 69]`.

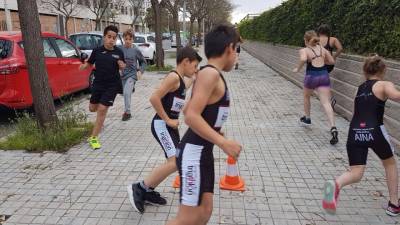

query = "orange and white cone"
[172, 175, 180, 188]
[219, 156, 245, 192]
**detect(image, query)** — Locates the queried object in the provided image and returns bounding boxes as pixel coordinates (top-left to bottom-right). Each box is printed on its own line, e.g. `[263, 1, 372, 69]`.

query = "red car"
[0, 31, 92, 109]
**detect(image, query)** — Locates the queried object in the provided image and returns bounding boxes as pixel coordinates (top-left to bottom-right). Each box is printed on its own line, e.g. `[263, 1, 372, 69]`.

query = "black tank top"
[350, 80, 386, 128]
[306, 46, 327, 72]
[154, 71, 186, 120]
[180, 65, 230, 146]
[324, 36, 334, 54]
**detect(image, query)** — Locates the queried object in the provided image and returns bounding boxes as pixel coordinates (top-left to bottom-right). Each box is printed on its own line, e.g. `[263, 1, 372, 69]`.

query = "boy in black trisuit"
[166, 25, 242, 225]
[128, 47, 202, 214]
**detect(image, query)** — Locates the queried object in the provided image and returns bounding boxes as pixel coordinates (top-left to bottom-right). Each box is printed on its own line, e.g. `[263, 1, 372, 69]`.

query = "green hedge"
[239, 0, 400, 59]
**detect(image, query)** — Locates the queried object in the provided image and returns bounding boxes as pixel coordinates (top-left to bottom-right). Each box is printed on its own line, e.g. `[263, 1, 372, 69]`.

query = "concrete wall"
[243, 41, 400, 149]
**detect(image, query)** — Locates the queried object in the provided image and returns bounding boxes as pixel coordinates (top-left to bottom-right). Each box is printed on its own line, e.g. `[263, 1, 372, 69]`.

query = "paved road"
[0, 50, 398, 225]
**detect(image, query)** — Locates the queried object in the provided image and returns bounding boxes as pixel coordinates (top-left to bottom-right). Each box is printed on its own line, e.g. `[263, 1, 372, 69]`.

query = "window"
[54, 39, 78, 58]
[42, 39, 57, 57]
[0, 39, 12, 59]
[134, 36, 145, 43]
[70, 34, 93, 50]
[147, 36, 155, 43]
[91, 35, 103, 48]
[18, 39, 56, 58]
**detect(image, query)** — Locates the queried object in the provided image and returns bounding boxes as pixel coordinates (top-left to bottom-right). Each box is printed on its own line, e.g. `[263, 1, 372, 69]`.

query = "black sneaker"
[127, 183, 145, 213]
[386, 201, 400, 216]
[122, 113, 131, 121]
[330, 127, 339, 145]
[144, 190, 167, 205]
[300, 116, 311, 125]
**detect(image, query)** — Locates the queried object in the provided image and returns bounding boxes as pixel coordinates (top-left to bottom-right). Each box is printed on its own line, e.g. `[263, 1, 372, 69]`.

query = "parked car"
[69, 31, 124, 57]
[134, 33, 156, 64]
[0, 31, 91, 109]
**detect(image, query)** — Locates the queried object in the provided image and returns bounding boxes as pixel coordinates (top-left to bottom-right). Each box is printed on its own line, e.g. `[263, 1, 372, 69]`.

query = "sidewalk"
[0, 50, 398, 225]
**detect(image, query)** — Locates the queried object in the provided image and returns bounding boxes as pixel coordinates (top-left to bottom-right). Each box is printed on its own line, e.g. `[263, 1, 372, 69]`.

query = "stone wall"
[243, 41, 400, 150]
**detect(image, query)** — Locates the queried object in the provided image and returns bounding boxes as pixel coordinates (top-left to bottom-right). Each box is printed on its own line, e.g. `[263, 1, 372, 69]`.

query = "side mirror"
[80, 52, 88, 63]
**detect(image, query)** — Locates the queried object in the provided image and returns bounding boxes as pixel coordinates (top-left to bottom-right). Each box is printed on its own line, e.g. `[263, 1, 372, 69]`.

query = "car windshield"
[70, 34, 96, 50]
[134, 36, 146, 43]
[0, 39, 12, 59]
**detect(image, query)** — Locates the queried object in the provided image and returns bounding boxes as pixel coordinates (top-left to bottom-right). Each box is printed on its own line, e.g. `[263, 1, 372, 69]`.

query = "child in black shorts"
[322, 55, 400, 216]
[79, 25, 126, 149]
[127, 47, 201, 214]
[166, 25, 242, 225]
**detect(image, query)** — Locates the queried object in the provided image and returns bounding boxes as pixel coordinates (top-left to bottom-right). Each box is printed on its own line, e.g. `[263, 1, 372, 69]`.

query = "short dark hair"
[204, 24, 240, 59]
[317, 24, 331, 36]
[176, 46, 202, 64]
[103, 25, 119, 36]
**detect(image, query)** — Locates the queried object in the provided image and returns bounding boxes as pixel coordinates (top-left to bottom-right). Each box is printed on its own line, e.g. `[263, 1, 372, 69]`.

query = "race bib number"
[214, 106, 230, 128]
[171, 97, 185, 112]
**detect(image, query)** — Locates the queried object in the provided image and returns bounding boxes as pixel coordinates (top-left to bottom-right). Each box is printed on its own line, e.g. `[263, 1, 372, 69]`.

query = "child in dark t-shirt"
[79, 25, 126, 150]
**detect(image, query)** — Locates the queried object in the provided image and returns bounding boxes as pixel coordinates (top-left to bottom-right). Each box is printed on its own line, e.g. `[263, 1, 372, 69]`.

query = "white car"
[69, 32, 124, 57]
[134, 33, 156, 65]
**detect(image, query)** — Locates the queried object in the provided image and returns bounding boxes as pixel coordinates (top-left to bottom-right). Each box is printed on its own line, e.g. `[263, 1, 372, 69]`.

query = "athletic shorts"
[176, 140, 215, 206]
[90, 82, 121, 106]
[346, 125, 394, 166]
[151, 118, 180, 158]
[304, 74, 330, 89]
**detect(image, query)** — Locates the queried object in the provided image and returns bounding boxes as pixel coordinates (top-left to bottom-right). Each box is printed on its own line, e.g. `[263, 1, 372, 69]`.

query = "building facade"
[0, 0, 150, 35]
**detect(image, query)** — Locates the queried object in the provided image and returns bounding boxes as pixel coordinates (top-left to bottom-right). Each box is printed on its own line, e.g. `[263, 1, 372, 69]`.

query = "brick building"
[0, 0, 150, 36]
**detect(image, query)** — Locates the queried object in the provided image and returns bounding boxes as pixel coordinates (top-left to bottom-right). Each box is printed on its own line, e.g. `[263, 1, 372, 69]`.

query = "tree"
[86, 0, 124, 30]
[128, 0, 144, 29]
[144, 6, 170, 32]
[17, 0, 58, 129]
[204, 0, 233, 32]
[151, 0, 164, 67]
[187, 0, 206, 46]
[164, 0, 183, 49]
[41, 0, 80, 37]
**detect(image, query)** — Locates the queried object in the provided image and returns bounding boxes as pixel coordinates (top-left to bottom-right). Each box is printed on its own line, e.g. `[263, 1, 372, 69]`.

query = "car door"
[52, 38, 85, 93]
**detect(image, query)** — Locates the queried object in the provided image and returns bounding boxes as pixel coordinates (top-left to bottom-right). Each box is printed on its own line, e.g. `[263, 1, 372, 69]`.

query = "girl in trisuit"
[323, 55, 400, 216]
[317, 24, 343, 73]
[293, 30, 338, 145]
[166, 25, 242, 225]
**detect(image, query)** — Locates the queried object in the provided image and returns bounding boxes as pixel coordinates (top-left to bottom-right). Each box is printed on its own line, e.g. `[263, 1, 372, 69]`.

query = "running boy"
[322, 55, 400, 216]
[79, 25, 126, 149]
[128, 46, 202, 214]
[120, 29, 146, 121]
[166, 25, 242, 225]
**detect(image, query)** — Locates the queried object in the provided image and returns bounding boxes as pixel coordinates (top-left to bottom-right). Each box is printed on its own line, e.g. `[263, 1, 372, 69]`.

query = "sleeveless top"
[154, 70, 186, 120]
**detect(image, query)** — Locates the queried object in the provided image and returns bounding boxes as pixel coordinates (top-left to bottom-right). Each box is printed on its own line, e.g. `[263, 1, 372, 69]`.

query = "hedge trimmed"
[238, 0, 400, 59]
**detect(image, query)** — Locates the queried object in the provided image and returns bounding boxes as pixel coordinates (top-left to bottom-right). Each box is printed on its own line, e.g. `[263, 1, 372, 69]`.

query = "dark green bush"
[239, 0, 400, 59]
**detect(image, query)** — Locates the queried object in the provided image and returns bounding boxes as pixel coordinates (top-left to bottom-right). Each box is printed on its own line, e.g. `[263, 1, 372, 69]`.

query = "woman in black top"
[322, 55, 400, 216]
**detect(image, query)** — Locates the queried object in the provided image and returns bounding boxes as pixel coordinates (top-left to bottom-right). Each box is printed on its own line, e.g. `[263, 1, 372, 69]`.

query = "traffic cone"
[219, 156, 245, 192]
[172, 175, 180, 188]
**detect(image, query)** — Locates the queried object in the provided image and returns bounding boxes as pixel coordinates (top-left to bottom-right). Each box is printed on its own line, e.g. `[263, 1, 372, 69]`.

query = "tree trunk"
[151, 0, 164, 68]
[16, 0, 58, 129]
[188, 17, 195, 46]
[65, 16, 70, 37]
[95, 18, 101, 30]
[172, 11, 182, 50]
[196, 18, 202, 47]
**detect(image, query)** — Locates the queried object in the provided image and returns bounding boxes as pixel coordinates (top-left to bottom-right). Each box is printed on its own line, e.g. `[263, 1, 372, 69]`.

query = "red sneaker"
[386, 201, 400, 216]
[322, 180, 340, 214]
